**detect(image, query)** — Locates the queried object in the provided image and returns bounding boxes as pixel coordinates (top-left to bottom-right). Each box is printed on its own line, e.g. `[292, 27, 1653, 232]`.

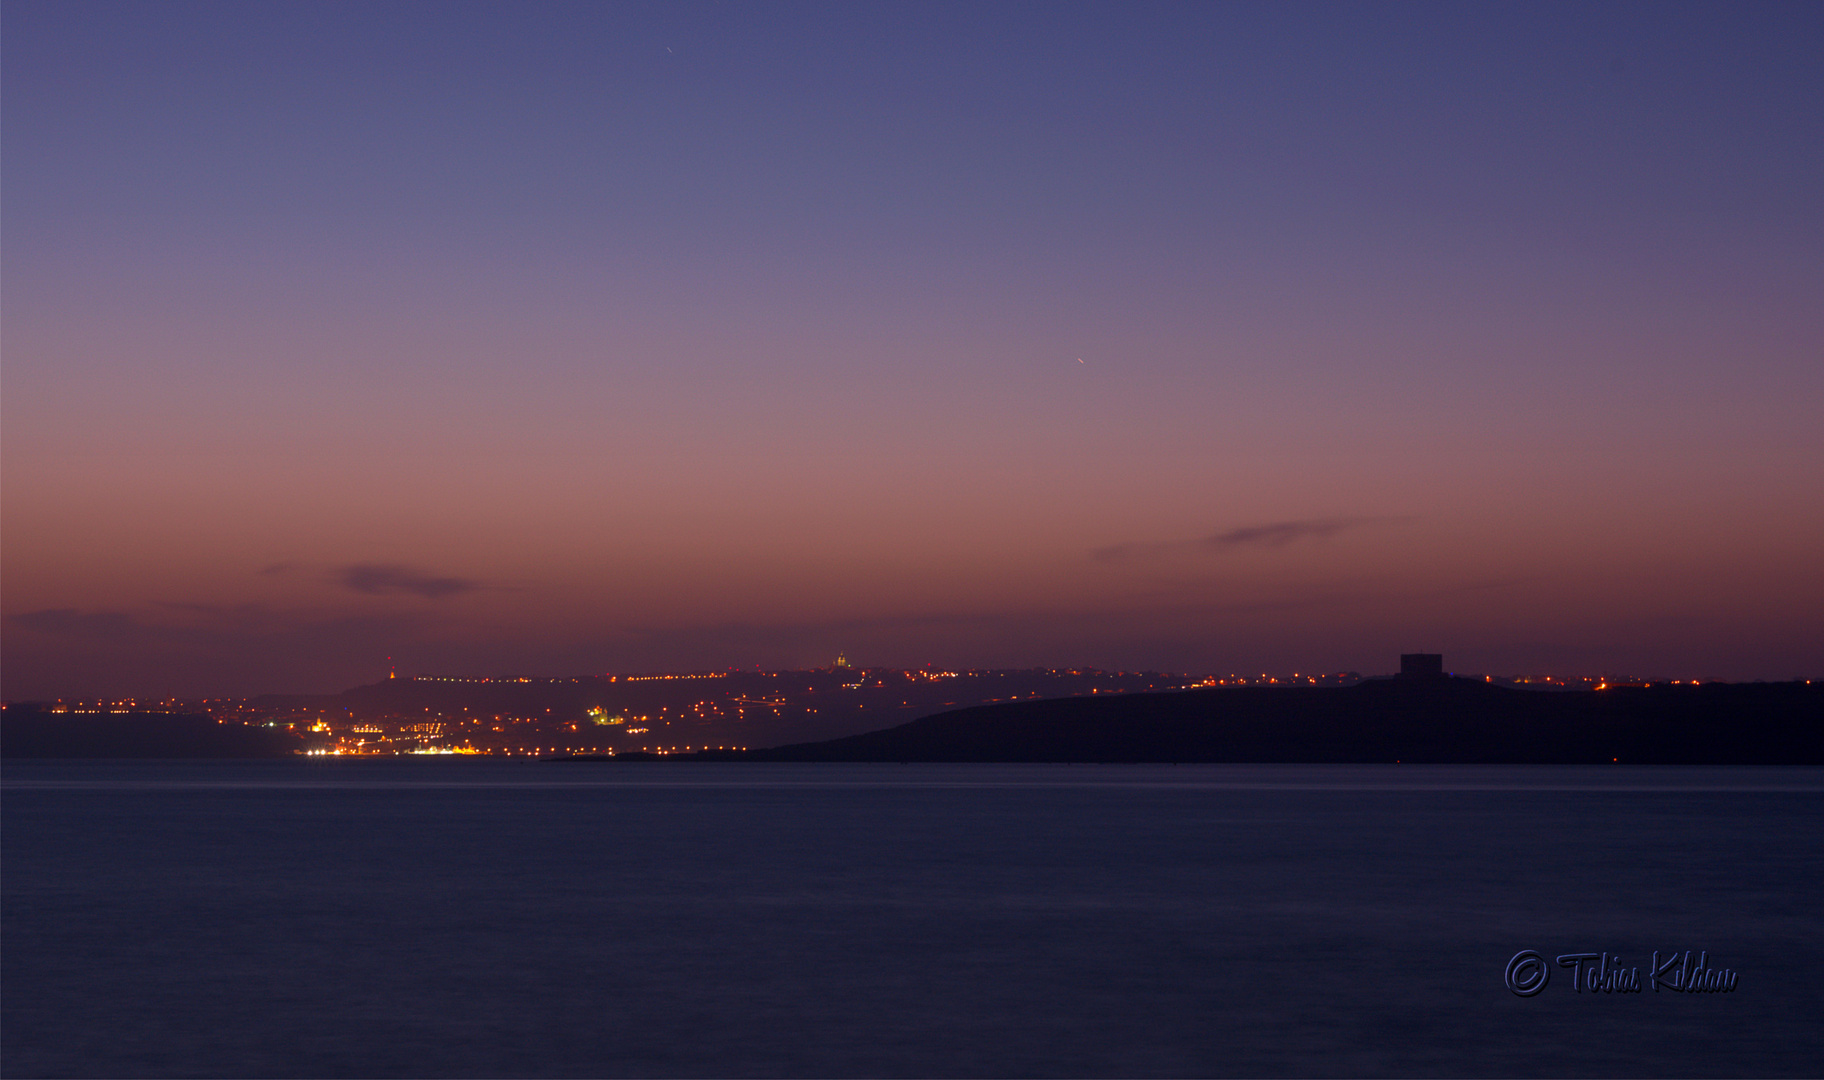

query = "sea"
[4, 762, 1821, 1078]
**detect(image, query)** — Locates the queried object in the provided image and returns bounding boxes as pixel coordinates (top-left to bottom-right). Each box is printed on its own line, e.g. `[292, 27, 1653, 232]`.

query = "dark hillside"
[1, 707, 299, 758]
[746, 679, 1824, 764]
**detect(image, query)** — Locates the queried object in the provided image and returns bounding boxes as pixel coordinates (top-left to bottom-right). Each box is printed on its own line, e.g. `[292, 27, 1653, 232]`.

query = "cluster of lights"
[35, 698, 154, 714]
[43, 666, 1788, 764]
[410, 675, 585, 684]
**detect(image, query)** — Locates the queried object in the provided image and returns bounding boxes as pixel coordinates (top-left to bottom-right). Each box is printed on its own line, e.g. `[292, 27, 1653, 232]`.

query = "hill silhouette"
[740, 679, 1823, 764]
[1, 708, 299, 759]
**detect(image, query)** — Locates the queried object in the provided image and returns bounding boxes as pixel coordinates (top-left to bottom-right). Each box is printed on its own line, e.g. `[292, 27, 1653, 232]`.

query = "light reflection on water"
[5, 762, 1821, 1077]
[9, 761, 1824, 791]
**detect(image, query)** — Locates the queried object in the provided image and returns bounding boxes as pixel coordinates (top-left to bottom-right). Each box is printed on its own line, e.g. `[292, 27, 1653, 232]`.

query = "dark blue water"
[5, 762, 1821, 1077]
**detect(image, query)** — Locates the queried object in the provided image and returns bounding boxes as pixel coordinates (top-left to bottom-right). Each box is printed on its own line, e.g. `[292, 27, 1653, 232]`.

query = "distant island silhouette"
[580, 677, 1822, 765]
[1, 709, 297, 758]
[7, 661, 1818, 764]
[741, 679, 1822, 764]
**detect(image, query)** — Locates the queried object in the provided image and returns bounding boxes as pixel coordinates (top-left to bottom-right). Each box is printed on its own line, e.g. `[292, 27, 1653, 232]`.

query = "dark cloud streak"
[1204, 519, 1368, 549]
[338, 564, 480, 599]
[1093, 517, 1407, 563]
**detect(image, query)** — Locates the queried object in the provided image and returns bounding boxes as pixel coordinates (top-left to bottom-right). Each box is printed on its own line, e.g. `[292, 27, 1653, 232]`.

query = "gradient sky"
[5, 1, 1821, 697]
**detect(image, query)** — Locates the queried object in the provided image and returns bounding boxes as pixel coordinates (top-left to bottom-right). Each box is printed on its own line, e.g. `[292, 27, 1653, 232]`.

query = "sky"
[4, 1, 1821, 697]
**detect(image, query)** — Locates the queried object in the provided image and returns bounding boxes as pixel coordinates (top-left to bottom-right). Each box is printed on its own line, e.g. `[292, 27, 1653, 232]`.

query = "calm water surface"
[4, 762, 1821, 1077]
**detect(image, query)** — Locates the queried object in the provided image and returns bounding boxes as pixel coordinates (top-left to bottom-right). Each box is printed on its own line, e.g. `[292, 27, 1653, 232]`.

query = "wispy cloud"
[4, 604, 432, 697]
[338, 564, 480, 599]
[1092, 517, 1407, 563]
[1202, 518, 1366, 550]
[8, 605, 425, 646]
[8, 608, 145, 641]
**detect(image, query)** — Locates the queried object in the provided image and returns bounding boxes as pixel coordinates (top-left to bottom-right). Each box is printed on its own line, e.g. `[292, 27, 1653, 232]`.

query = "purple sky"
[5, 1, 1821, 697]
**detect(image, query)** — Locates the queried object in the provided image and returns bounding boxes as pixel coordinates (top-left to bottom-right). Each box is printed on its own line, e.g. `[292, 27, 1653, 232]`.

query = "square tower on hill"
[1400, 653, 1445, 680]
